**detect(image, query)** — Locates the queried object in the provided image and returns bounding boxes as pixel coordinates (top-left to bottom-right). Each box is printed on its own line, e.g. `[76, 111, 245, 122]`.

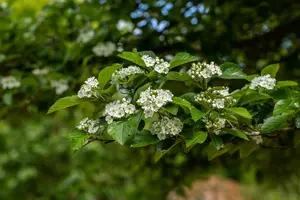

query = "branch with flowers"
[48, 49, 300, 161]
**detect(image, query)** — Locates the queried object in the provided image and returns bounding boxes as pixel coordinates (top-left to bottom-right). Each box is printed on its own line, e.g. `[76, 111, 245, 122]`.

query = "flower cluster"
[195, 87, 235, 109]
[116, 20, 134, 32]
[252, 135, 263, 144]
[188, 61, 222, 80]
[0, 2, 7, 9]
[92, 42, 116, 57]
[205, 118, 226, 135]
[76, 29, 95, 43]
[141, 55, 170, 74]
[0, 54, 5, 63]
[151, 116, 183, 140]
[32, 68, 50, 76]
[137, 87, 173, 118]
[50, 79, 69, 95]
[249, 74, 276, 90]
[111, 66, 144, 84]
[103, 98, 136, 124]
[77, 118, 102, 134]
[77, 77, 99, 98]
[0, 76, 21, 90]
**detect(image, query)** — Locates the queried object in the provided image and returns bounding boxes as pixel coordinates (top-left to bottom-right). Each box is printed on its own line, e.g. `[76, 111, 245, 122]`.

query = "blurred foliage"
[0, 0, 300, 199]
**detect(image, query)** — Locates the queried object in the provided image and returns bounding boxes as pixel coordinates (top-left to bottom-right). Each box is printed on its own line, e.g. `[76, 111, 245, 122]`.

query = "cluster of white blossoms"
[205, 118, 226, 135]
[92, 42, 116, 57]
[77, 29, 95, 43]
[188, 61, 222, 80]
[116, 20, 134, 32]
[195, 87, 236, 109]
[111, 65, 144, 84]
[32, 68, 50, 76]
[249, 74, 276, 90]
[252, 135, 263, 144]
[1, 76, 21, 90]
[77, 77, 99, 99]
[137, 87, 173, 118]
[50, 79, 69, 95]
[103, 98, 136, 124]
[141, 55, 170, 74]
[151, 116, 183, 140]
[0, 54, 5, 63]
[77, 118, 102, 134]
[0, 2, 7, 9]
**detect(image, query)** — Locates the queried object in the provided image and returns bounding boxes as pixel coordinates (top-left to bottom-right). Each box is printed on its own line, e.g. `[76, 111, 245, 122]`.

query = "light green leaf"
[226, 129, 248, 140]
[190, 107, 205, 122]
[210, 135, 224, 150]
[98, 64, 122, 89]
[143, 113, 160, 131]
[131, 132, 160, 148]
[165, 71, 192, 82]
[185, 131, 207, 148]
[273, 99, 294, 116]
[163, 104, 179, 115]
[47, 95, 87, 114]
[220, 62, 247, 79]
[226, 107, 252, 119]
[261, 63, 279, 77]
[118, 51, 146, 67]
[276, 81, 298, 88]
[261, 112, 294, 133]
[68, 131, 89, 150]
[3, 93, 12, 105]
[170, 52, 198, 69]
[107, 112, 142, 145]
[239, 91, 272, 105]
[173, 97, 205, 121]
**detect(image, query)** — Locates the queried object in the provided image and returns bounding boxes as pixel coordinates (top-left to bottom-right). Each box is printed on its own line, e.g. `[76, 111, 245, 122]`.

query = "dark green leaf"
[163, 104, 179, 115]
[190, 107, 205, 122]
[293, 130, 300, 147]
[47, 95, 87, 114]
[98, 64, 122, 89]
[185, 131, 207, 148]
[239, 142, 258, 158]
[261, 112, 294, 133]
[154, 141, 179, 162]
[261, 63, 279, 77]
[226, 129, 248, 140]
[219, 62, 247, 79]
[169, 52, 198, 69]
[133, 82, 152, 103]
[131, 132, 160, 147]
[273, 99, 294, 116]
[239, 91, 272, 105]
[165, 71, 192, 82]
[210, 135, 224, 150]
[296, 114, 300, 129]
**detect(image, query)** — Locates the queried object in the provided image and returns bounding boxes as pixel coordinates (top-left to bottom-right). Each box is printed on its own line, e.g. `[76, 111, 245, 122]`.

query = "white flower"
[92, 42, 116, 57]
[116, 20, 134, 32]
[249, 74, 276, 90]
[32, 68, 50, 76]
[0, 2, 7, 9]
[151, 116, 183, 140]
[111, 65, 144, 84]
[77, 77, 99, 98]
[212, 98, 225, 109]
[141, 55, 156, 67]
[77, 118, 102, 134]
[137, 87, 173, 118]
[252, 135, 263, 144]
[205, 118, 226, 135]
[0, 54, 5, 63]
[103, 98, 136, 123]
[154, 61, 170, 74]
[50, 79, 68, 95]
[1, 76, 21, 90]
[188, 61, 222, 80]
[77, 30, 95, 43]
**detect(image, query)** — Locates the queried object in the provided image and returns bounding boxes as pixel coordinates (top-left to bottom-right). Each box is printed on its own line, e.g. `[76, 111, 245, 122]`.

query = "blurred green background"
[1, 0, 300, 199]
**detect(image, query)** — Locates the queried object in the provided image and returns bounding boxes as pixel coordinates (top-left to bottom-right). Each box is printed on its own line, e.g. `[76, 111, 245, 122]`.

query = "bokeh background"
[0, 0, 300, 199]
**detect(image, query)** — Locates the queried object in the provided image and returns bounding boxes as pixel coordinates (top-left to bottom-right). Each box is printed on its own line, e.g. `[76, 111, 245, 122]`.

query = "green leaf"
[47, 95, 87, 114]
[273, 99, 294, 116]
[165, 71, 192, 82]
[226, 107, 252, 119]
[139, 51, 156, 58]
[190, 107, 205, 122]
[3, 93, 12, 105]
[206, 143, 230, 160]
[185, 131, 207, 148]
[107, 112, 142, 145]
[68, 131, 89, 150]
[169, 52, 198, 69]
[154, 141, 179, 162]
[143, 113, 160, 131]
[226, 129, 248, 140]
[239, 91, 272, 105]
[118, 51, 146, 67]
[276, 81, 298, 88]
[163, 104, 179, 115]
[98, 64, 122, 89]
[210, 135, 224, 150]
[173, 97, 205, 121]
[133, 82, 152, 103]
[239, 142, 258, 158]
[261, 112, 294, 133]
[219, 62, 247, 79]
[296, 114, 300, 129]
[131, 132, 160, 148]
[261, 63, 279, 77]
